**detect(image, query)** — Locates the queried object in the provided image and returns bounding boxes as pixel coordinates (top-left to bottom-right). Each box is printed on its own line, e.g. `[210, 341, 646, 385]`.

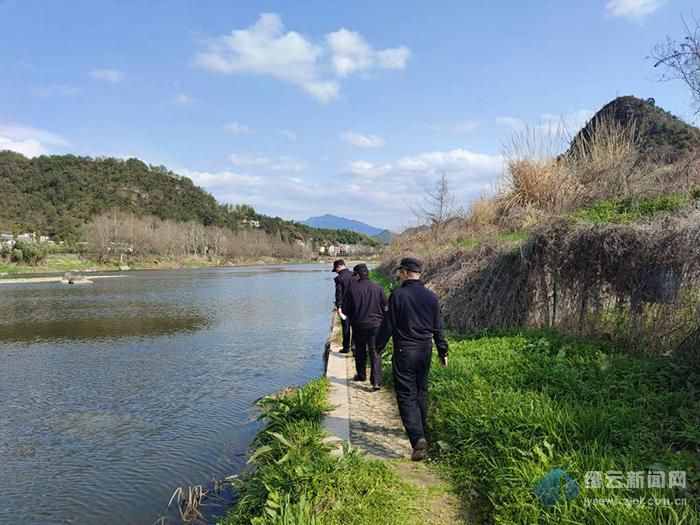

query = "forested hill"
[0, 152, 376, 245]
[569, 95, 700, 163]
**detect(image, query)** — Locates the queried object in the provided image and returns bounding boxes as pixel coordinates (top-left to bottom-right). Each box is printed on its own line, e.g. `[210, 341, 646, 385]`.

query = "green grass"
[574, 194, 689, 224]
[0, 254, 113, 275]
[220, 378, 425, 525]
[370, 269, 396, 295]
[425, 331, 700, 524]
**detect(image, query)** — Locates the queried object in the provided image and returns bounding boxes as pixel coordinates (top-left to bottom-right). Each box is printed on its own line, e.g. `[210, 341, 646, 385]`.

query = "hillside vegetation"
[0, 152, 376, 249]
[383, 96, 700, 354]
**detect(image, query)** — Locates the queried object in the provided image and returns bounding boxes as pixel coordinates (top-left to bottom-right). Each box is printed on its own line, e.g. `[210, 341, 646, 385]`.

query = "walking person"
[343, 263, 387, 390]
[377, 257, 448, 461]
[332, 259, 354, 354]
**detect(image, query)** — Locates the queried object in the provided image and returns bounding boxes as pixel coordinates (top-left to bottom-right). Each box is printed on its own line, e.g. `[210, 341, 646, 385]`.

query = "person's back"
[376, 257, 448, 461]
[332, 259, 354, 353]
[384, 280, 445, 351]
[344, 278, 386, 331]
[343, 264, 387, 388]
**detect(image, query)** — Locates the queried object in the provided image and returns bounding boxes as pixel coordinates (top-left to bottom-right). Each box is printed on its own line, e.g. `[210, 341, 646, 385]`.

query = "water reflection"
[0, 265, 334, 525]
[0, 315, 208, 343]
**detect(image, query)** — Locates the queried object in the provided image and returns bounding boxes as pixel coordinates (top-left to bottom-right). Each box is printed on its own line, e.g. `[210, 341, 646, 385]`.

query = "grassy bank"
[0, 254, 315, 276]
[424, 331, 700, 524]
[220, 378, 431, 525]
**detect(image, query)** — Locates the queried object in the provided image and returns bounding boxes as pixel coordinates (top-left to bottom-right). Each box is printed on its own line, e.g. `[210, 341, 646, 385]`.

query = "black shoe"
[339, 348, 350, 354]
[411, 438, 428, 461]
[371, 385, 381, 391]
[352, 374, 366, 381]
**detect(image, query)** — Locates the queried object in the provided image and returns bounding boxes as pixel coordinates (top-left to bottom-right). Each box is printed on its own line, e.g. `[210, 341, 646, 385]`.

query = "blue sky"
[1, 0, 698, 231]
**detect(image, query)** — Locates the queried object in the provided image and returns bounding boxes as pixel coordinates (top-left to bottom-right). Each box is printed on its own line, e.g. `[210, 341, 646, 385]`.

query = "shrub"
[11, 240, 48, 265]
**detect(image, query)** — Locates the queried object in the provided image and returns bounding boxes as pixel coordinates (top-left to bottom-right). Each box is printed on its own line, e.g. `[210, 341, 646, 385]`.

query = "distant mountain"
[302, 214, 383, 236]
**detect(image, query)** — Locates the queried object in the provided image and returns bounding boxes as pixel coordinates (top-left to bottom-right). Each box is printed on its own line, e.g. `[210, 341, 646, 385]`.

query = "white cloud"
[326, 28, 410, 77]
[395, 149, 503, 177]
[194, 13, 410, 102]
[224, 121, 252, 135]
[349, 160, 392, 178]
[178, 146, 501, 230]
[180, 168, 262, 189]
[606, 0, 665, 19]
[341, 131, 385, 148]
[0, 124, 68, 158]
[89, 68, 125, 83]
[174, 93, 193, 105]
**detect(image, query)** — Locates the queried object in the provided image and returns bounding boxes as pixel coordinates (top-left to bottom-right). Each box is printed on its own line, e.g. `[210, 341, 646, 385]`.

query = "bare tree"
[415, 172, 457, 241]
[651, 16, 700, 113]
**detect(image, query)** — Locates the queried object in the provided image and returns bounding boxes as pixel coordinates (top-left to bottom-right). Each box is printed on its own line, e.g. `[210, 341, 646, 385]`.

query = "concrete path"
[322, 314, 411, 459]
[323, 314, 468, 523]
[322, 314, 351, 453]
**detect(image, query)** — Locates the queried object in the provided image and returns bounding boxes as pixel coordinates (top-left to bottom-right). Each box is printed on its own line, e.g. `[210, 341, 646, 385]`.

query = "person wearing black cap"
[343, 263, 387, 389]
[332, 259, 353, 353]
[376, 256, 448, 461]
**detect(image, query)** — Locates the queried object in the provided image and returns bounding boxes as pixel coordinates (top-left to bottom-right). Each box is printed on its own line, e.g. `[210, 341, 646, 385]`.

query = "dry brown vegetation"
[382, 112, 700, 353]
[84, 209, 312, 263]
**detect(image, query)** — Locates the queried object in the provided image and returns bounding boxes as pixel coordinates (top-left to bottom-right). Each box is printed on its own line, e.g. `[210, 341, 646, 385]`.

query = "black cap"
[393, 257, 423, 273]
[332, 259, 346, 272]
[353, 263, 369, 276]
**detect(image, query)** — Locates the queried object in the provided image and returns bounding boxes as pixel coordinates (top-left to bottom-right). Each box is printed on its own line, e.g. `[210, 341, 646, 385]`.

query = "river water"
[0, 264, 334, 524]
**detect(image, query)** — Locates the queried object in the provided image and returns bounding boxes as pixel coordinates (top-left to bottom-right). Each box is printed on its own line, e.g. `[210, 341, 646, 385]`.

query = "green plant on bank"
[574, 194, 690, 224]
[220, 378, 422, 525]
[369, 269, 396, 294]
[424, 331, 700, 524]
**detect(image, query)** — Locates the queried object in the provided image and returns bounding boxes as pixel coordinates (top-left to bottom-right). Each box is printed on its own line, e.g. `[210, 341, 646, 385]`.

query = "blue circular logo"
[534, 468, 580, 507]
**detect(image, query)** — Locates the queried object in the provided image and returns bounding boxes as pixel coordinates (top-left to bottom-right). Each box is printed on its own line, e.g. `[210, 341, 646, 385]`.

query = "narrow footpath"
[324, 314, 467, 525]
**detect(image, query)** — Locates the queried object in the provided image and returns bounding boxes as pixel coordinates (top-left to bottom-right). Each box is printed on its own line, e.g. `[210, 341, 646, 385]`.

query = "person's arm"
[334, 276, 343, 309]
[433, 300, 449, 364]
[343, 287, 354, 321]
[376, 292, 396, 351]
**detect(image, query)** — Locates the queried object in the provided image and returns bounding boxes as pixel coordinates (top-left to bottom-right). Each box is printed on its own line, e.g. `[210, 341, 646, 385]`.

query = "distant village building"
[0, 233, 14, 249]
[242, 218, 261, 228]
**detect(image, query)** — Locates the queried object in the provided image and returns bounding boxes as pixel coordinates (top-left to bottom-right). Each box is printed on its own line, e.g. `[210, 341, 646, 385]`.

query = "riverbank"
[220, 274, 700, 524]
[0, 254, 378, 281]
[218, 314, 464, 525]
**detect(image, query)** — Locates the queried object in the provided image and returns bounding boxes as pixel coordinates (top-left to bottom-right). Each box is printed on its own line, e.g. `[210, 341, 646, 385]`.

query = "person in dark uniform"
[377, 257, 448, 461]
[332, 259, 354, 354]
[343, 263, 387, 390]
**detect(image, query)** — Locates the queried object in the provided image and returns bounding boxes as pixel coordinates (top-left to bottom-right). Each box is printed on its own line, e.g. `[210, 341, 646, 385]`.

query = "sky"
[1, 0, 698, 231]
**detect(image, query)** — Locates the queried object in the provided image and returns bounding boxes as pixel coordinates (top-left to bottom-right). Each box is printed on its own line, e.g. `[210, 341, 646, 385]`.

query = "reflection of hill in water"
[0, 315, 208, 343]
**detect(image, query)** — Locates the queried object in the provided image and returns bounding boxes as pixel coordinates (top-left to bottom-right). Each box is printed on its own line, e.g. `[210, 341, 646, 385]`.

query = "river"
[0, 264, 334, 524]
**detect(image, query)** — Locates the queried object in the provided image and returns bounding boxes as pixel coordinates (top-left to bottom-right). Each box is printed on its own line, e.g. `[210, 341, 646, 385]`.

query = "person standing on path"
[332, 259, 354, 354]
[376, 257, 448, 461]
[343, 263, 387, 389]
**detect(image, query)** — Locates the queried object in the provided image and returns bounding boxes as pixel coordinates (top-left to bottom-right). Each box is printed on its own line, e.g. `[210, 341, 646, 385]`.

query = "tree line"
[0, 152, 377, 248]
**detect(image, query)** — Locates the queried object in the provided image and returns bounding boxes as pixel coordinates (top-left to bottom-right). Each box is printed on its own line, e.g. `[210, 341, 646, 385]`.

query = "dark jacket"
[334, 268, 354, 309]
[343, 276, 387, 330]
[376, 279, 449, 358]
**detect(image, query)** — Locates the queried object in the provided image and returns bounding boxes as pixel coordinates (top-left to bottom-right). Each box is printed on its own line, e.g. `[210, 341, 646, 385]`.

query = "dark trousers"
[340, 315, 352, 352]
[392, 345, 432, 448]
[353, 326, 382, 386]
